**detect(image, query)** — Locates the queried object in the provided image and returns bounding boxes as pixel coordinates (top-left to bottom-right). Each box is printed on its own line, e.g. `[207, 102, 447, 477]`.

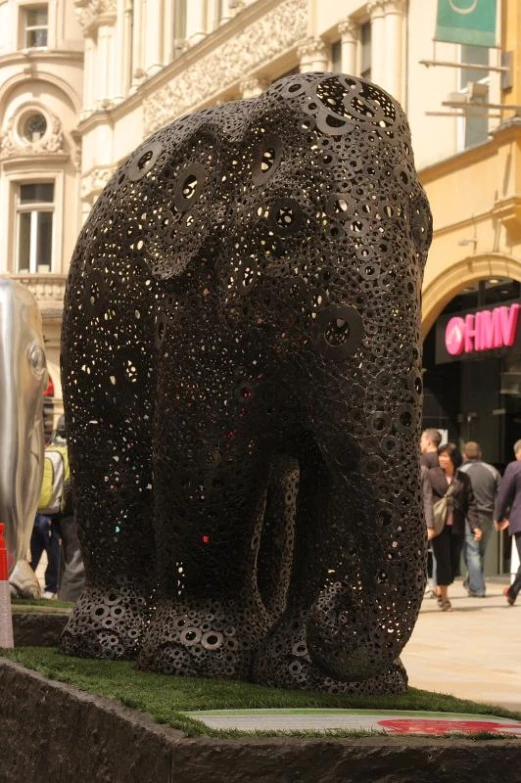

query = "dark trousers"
[57, 514, 85, 602]
[30, 514, 61, 594]
[431, 525, 464, 586]
[507, 532, 521, 600]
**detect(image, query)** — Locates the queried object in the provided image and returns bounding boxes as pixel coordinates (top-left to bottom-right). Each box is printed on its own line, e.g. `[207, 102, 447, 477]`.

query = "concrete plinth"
[0, 659, 519, 783]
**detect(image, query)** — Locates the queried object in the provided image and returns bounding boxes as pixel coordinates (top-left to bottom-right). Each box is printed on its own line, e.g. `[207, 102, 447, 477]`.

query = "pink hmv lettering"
[445, 303, 521, 357]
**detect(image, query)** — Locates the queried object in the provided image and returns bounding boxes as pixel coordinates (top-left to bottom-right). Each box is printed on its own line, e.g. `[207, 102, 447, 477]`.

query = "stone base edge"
[0, 659, 518, 783]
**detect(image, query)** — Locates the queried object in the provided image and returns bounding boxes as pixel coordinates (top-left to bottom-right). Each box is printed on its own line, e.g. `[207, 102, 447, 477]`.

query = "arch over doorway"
[422, 253, 521, 337]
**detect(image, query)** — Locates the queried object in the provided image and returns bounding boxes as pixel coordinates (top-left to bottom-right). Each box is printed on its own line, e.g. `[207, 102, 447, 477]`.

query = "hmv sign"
[435, 300, 521, 364]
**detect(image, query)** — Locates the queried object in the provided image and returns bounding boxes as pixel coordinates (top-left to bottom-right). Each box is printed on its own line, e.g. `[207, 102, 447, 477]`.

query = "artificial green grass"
[11, 598, 74, 614]
[2, 647, 521, 739]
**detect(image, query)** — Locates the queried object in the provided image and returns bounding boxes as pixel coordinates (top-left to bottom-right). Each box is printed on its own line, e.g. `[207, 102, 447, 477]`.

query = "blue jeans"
[30, 514, 61, 594]
[463, 513, 493, 596]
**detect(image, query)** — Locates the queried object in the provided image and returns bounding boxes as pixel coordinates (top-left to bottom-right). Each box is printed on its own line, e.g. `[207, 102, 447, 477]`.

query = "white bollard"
[0, 523, 14, 648]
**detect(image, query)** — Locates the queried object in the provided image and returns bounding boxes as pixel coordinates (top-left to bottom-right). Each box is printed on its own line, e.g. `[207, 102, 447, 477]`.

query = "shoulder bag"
[431, 480, 457, 537]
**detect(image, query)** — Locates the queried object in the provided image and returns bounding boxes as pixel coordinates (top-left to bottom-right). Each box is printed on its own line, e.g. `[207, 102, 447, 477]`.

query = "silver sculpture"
[0, 279, 47, 598]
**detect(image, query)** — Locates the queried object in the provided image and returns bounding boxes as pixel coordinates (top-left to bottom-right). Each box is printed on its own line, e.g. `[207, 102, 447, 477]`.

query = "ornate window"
[24, 5, 48, 48]
[16, 183, 54, 273]
[21, 112, 48, 143]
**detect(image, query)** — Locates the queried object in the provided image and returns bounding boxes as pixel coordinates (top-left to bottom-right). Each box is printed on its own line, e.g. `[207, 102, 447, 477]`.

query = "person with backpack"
[30, 425, 70, 598]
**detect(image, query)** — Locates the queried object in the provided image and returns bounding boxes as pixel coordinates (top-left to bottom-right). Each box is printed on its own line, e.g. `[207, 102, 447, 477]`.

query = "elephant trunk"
[305, 318, 427, 683]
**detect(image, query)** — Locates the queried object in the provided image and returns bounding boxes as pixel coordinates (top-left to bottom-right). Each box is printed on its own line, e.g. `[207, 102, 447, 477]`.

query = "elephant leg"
[138, 345, 273, 679]
[138, 453, 272, 679]
[59, 256, 157, 660]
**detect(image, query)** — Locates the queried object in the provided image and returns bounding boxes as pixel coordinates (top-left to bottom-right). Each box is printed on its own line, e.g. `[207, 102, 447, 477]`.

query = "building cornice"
[0, 153, 70, 170]
[420, 117, 521, 187]
[0, 49, 83, 68]
[419, 138, 497, 185]
[367, 0, 407, 14]
[77, 107, 114, 134]
[489, 116, 521, 144]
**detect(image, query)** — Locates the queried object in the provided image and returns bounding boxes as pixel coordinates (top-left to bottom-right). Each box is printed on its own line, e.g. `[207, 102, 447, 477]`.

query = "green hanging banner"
[435, 0, 497, 47]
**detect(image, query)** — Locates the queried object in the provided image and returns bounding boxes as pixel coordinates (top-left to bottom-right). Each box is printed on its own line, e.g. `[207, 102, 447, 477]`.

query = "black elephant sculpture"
[61, 73, 432, 694]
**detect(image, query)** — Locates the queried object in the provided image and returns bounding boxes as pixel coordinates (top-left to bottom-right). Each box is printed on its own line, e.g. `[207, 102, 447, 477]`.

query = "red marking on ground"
[379, 718, 521, 735]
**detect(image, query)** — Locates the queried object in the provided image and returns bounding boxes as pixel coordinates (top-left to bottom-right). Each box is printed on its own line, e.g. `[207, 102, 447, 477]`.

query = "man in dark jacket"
[420, 428, 442, 469]
[495, 439, 521, 606]
[420, 428, 441, 596]
[460, 441, 501, 597]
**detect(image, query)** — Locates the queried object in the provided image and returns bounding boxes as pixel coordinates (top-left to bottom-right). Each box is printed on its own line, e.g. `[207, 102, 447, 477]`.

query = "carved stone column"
[367, 0, 386, 89]
[96, 23, 115, 104]
[240, 77, 269, 100]
[119, 0, 133, 96]
[186, 1, 206, 46]
[338, 18, 358, 77]
[130, 0, 144, 91]
[75, 0, 117, 104]
[383, 0, 407, 103]
[144, 0, 163, 75]
[298, 38, 328, 73]
[83, 37, 96, 114]
[217, 0, 232, 24]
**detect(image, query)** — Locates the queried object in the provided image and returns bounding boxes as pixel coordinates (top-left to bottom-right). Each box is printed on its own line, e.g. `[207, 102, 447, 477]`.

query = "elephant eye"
[173, 162, 207, 211]
[252, 134, 282, 185]
[28, 343, 47, 380]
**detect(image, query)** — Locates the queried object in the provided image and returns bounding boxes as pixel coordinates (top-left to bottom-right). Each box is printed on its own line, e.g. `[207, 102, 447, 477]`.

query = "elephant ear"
[112, 129, 229, 281]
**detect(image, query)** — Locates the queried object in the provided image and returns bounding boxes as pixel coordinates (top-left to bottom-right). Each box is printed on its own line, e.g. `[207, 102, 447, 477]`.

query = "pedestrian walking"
[494, 439, 521, 606]
[420, 428, 442, 469]
[427, 443, 481, 612]
[420, 428, 442, 596]
[460, 441, 501, 598]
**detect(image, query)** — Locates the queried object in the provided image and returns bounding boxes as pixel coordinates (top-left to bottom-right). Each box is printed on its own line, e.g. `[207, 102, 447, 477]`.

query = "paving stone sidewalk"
[401, 577, 521, 712]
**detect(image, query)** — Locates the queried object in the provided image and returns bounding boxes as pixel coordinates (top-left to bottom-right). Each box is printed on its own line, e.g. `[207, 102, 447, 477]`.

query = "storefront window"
[422, 278, 521, 576]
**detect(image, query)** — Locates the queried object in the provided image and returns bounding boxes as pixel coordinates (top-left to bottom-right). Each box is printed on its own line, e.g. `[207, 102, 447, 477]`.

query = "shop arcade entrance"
[422, 277, 521, 575]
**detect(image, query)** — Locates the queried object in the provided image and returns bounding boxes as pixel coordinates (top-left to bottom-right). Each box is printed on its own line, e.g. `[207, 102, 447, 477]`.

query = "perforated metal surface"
[60, 73, 432, 693]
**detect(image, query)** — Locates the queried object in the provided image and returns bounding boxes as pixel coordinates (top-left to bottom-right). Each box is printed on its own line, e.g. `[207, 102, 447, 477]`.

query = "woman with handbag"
[427, 443, 481, 612]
